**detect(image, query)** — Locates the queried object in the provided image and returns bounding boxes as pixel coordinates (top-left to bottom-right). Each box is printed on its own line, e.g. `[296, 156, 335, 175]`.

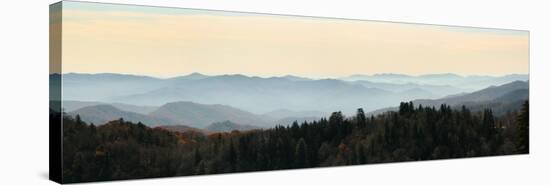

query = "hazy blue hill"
[418, 73, 462, 78]
[168, 72, 210, 81]
[347, 73, 472, 82]
[395, 88, 437, 100]
[471, 74, 529, 89]
[113, 75, 398, 114]
[67, 100, 326, 129]
[62, 73, 167, 102]
[279, 75, 312, 81]
[353, 80, 464, 95]
[63, 100, 158, 114]
[148, 101, 268, 128]
[61, 72, 527, 114]
[110, 103, 158, 115]
[205, 120, 261, 132]
[494, 89, 529, 102]
[69, 104, 171, 126]
[341, 73, 528, 90]
[342, 73, 414, 83]
[413, 80, 528, 106]
[416, 73, 464, 83]
[369, 81, 529, 116]
[373, 73, 413, 78]
[62, 100, 102, 112]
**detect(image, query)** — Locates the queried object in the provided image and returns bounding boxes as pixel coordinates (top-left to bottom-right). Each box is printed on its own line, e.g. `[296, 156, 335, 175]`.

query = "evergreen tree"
[75, 114, 82, 125]
[295, 138, 309, 168]
[57, 100, 527, 182]
[356, 108, 367, 129]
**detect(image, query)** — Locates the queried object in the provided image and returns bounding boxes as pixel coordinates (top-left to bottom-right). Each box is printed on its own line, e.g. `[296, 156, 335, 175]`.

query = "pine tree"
[356, 108, 367, 129]
[75, 114, 82, 125]
[482, 109, 496, 139]
[295, 138, 309, 168]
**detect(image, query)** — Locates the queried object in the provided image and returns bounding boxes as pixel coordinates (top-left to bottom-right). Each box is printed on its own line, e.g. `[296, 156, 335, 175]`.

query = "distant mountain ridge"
[341, 73, 528, 90]
[413, 80, 528, 106]
[65, 80, 528, 129]
[148, 101, 268, 128]
[352, 80, 464, 96]
[58, 72, 527, 115]
[65, 101, 331, 128]
[368, 80, 529, 116]
[68, 101, 271, 128]
[63, 100, 158, 114]
[69, 104, 170, 126]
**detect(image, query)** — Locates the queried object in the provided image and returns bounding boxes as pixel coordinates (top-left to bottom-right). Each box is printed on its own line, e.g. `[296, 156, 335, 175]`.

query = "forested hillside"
[55, 101, 529, 183]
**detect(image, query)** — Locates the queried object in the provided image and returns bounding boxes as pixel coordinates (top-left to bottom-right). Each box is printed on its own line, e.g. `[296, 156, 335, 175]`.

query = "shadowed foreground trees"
[516, 100, 529, 153]
[57, 101, 528, 183]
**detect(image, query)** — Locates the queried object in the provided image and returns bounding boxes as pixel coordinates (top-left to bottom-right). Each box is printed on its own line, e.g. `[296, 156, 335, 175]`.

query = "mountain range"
[68, 104, 169, 126]
[368, 80, 529, 116]
[56, 72, 527, 114]
[68, 101, 302, 130]
[64, 80, 528, 132]
[341, 73, 527, 90]
[63, 100, 158, 114]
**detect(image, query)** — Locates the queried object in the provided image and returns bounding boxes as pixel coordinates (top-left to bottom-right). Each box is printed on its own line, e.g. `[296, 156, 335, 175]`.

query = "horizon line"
[50, 72, 530, 80]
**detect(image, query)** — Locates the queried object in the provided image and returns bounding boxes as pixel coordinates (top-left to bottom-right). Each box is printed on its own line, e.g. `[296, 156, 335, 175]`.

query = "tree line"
[52, 101, 529, 183]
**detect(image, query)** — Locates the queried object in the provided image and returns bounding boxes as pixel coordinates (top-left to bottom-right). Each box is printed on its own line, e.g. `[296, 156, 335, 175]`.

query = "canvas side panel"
[49, 1, 62, 184]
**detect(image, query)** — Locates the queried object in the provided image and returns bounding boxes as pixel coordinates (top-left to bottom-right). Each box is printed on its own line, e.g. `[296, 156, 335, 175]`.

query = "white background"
[0, 0, 548, 184]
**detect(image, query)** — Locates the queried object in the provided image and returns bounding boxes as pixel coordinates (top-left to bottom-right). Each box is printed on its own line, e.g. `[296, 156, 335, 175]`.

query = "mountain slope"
[368, 81, 528, 116]
[63, 100, 158, 114]
[113, 76, 398, 114]
[413, 80, 528, 106]
[352, 80, 464, 98]
[69, 104, 170, 125]
[149, 101, 268, 128]
[60, 73, 527, 114]
[342, 73, 528, 91]
[61, 73, 166, 102]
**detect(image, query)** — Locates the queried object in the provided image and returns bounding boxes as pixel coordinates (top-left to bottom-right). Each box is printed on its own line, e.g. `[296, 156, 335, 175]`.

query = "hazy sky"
[55, 1, 529, 78]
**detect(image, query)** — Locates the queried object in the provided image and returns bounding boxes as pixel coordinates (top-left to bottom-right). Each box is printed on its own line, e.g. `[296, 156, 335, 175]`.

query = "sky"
[53, 1, 529, 78]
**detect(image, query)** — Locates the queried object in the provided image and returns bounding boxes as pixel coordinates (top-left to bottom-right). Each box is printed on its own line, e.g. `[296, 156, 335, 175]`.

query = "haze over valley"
[53, 72, 528, 132]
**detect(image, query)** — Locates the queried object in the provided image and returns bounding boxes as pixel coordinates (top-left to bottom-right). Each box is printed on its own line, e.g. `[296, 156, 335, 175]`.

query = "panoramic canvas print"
[50, 1, 529, 183]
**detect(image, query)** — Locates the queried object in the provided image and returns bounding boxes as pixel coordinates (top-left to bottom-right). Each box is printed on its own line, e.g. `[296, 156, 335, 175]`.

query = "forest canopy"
[52, 101, 529, 183]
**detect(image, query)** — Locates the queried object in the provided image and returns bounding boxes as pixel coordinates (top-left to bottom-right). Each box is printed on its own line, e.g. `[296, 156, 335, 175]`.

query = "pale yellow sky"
[56, 1, 529, 78]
